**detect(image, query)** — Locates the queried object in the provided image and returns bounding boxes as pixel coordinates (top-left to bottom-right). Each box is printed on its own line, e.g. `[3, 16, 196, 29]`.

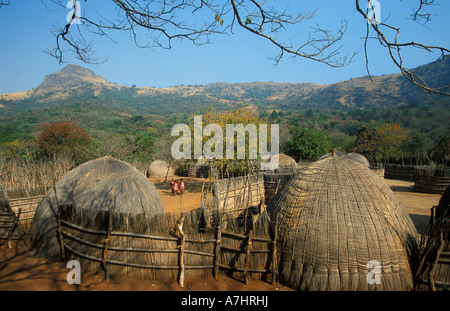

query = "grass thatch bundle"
[267, 156, 418, 291]
[30, 156, 164, 259]
[148, 159, 175, 178]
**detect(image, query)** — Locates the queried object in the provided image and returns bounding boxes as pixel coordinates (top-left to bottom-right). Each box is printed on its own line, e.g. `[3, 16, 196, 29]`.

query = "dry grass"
[0, 155, 73, 199]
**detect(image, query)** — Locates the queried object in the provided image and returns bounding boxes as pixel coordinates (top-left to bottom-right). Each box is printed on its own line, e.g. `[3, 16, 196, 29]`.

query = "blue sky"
[0, 1, 449, 93]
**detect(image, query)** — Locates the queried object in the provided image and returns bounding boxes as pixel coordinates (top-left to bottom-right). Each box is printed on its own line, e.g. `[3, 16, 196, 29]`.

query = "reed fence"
[0, 196, 43, 246]
[384, 164, 415, 180]
[55, 206, 277, 287]
[414, 166, 450, 194]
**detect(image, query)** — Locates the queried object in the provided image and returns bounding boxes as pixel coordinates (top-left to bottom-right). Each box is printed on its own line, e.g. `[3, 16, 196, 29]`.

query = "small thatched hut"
[148, 159, 175, 178]
[30, 156, 164, 259]
[344, 152, 370, 167]
[262, 153, 297, 171]
[267, 156, 418, 291]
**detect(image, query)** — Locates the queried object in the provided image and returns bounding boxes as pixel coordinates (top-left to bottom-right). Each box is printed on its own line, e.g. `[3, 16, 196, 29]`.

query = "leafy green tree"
[132, 132, 155, 161]
[353, 123, 410, 163]
[431, 135, 450, 165]
[283, 127, 332, 162]
[404, 132, 432, 165]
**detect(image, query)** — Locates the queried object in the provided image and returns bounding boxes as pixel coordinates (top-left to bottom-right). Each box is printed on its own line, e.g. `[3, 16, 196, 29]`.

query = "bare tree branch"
[42, 0, 449, 99]
[0, 0, 10, 7]
[355, 0, 450, 99]
[47, 0, 356, 68]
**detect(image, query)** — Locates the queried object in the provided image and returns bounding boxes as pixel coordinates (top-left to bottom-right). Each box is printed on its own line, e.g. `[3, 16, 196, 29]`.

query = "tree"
[283, 127, 331, 162]
[404, 132, 432, 165]
[431, 135, 450, 165]
[132, 131, 155, 161]
[353, 123, 410, 163]
[36, 121, 91, 157]
[6, 0, 445, 98]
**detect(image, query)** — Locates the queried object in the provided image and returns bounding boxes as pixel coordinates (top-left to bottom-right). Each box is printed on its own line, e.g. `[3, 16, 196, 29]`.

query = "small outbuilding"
[148, 159, 175, 178]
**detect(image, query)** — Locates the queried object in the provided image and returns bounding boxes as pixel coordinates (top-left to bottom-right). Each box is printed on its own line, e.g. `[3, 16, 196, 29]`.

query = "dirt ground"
[0, 177, 443, 291]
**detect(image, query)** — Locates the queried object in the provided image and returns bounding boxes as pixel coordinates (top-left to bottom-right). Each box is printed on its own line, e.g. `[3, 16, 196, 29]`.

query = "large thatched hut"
[30, 156, 164, 259]
[267, 155, 419, 291]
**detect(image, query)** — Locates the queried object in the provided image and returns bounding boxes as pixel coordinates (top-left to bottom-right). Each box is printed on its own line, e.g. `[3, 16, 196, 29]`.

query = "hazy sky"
[0, 1, 449, 93]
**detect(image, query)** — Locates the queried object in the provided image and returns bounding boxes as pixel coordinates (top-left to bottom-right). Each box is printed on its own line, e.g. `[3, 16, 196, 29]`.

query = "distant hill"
[1, 57, 449, 122]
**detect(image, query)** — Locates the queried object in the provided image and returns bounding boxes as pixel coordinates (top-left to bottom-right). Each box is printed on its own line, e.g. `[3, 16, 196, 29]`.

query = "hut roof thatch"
[344, 152, 370, 167]
[319, 152, 370, 167]
[267, 156, 418, 291]
[148, 159, 175, 178]
[30, 156, 163, 258]
[262, 153, 297, 170]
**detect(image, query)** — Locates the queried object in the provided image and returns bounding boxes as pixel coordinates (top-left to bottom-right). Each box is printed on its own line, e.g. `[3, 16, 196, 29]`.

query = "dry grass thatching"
[319, 152, 370, 167]
[266, 156, 419, 291]
[30, 156, 164, 259]
[148, 160, 175, 178]
[262, 154, 297, 171]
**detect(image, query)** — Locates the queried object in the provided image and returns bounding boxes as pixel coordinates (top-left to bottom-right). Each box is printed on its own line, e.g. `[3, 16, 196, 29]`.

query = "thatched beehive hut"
[148, 159, 175, 178]
[344, 152, 370, 167]
[262, 153, 297, 171]
[267, 156, 419, 291]
[30, 156, 164, 259]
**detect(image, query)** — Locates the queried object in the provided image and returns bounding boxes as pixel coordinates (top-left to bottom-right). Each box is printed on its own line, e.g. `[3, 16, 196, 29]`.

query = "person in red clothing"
[178, 178, 185, 195]
[170, 178, 176, 195]
[172, 180, 179, 195]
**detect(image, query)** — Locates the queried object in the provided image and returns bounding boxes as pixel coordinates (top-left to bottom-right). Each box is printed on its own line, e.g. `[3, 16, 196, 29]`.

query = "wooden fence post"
[271, 218, 278, 285]
[7, 207, 21, 249]
[102, 211, 112, 281]
[244, 230, 253, 285]
[177, 216, 186, 288]
[51, 198, 66, 261]
[428, 232, 444, 291]
[213, 223, 223, 279]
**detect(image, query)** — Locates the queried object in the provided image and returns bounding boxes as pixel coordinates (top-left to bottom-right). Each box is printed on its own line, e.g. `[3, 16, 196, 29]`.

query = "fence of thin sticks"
[384, 164, 415, 180]
[55, 205, 278, 286]
[414, 166, 450, 195]
[0, 199, 24, 247]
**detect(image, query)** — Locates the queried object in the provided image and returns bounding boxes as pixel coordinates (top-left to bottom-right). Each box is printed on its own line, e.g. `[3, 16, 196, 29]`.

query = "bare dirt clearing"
[0, 178, 442, 291]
